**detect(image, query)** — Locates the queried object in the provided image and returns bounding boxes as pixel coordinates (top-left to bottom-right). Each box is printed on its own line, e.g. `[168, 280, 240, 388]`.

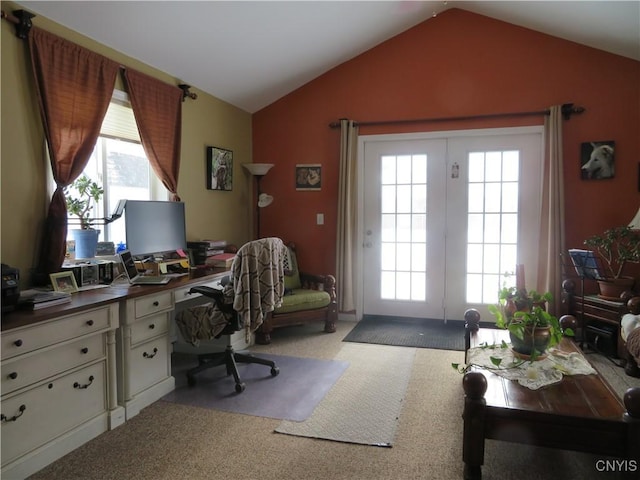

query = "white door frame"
[355, 126, 545, 321]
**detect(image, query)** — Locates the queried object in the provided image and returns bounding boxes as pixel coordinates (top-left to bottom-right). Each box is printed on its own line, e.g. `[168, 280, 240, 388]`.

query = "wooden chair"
[255, 243, 337, 344]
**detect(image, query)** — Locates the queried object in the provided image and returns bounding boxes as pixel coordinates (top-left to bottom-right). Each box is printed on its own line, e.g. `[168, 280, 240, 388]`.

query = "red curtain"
[28, 27, 119, 276]
[124, 69, 183, 200]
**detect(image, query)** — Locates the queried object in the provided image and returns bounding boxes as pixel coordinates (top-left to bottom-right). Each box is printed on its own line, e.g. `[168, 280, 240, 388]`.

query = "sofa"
[255, 243, 337, 344]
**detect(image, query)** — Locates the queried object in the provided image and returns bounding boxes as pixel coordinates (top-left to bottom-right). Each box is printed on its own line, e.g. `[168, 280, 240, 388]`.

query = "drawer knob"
[14, 339, 23, 347]
[149, 323, 155, 329]
[143, 348, 159, 359]
[81, 347, 89, 354]
[153, 301, 160, 307]
[73, 375, 95, 389]
[1, 404, 26, 423]
[86, 320, 94, 326]
[8, 372, 18, 380]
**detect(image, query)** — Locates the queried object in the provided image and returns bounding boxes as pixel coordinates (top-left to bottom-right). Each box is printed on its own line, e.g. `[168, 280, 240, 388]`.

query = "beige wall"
[1, 2, 253, 288]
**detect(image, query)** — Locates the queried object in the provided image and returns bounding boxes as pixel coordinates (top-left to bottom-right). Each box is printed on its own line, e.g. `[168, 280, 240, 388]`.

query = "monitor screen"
[124, 200, 187, 257]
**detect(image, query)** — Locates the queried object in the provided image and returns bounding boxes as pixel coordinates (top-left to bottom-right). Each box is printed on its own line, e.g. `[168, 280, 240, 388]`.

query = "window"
[66, 90, 168, 245]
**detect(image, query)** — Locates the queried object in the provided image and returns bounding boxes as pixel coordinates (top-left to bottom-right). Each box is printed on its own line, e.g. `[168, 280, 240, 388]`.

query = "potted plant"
[64, 175, 104, 259]
[488, 287, 573, 360]
[584, 225, 640, 299]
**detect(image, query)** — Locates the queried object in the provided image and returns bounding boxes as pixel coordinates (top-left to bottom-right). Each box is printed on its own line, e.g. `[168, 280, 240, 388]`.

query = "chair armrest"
[299, 273, 336, 299]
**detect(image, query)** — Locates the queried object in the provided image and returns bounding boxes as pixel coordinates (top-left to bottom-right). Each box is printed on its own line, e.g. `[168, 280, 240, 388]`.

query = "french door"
[360, 128, 543, 322]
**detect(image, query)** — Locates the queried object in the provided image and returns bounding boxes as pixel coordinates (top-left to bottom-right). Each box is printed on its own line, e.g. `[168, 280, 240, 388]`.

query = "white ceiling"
[13, 1, 640, 113]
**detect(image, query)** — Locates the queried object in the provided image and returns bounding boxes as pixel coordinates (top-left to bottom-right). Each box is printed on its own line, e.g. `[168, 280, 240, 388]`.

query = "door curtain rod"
[328, 103, 585, 129]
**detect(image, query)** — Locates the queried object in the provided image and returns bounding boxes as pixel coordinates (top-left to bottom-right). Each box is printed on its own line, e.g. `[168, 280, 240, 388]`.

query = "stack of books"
[18, 290, 72, 310]
[206, 253, 236, 269]
[202, 239, 228, 257]
[187, 240, 230, 266]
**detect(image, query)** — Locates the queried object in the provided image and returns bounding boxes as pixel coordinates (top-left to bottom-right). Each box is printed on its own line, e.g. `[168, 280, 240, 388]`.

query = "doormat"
[162, 352, 348, 421]
[276, 343, 416, 447]
[342, 315, 465, 351]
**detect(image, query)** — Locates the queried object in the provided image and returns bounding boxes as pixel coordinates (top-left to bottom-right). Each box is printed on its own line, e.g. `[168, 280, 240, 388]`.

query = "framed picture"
[50, 271, 79, 293]
[580, 140, 615, 180]
[295, 164, 322, 191]
[206, 146, 233, 191]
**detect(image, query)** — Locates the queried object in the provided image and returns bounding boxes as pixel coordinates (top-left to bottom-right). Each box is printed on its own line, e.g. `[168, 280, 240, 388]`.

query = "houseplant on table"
[584, 225, 640, 299]
[488, 286, 573, 361]
[64, 175, 104, 259]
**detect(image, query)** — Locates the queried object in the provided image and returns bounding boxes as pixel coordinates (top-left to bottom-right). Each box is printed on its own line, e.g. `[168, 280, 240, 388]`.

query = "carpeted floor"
[343, 315, 466, 351]
[163, 352, 349, 421]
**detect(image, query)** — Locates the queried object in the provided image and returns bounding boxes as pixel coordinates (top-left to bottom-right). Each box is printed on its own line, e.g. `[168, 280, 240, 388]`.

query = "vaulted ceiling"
[13, 1, 640, 113]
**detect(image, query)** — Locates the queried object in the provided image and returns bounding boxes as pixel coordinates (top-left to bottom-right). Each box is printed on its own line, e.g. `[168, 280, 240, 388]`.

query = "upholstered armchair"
[255, 243, 337, 344]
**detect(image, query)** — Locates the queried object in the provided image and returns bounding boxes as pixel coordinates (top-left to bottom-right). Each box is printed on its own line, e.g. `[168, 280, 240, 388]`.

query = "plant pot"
[72, 229, 99, 259]
[510, 325, 551, 360]
[597, 277, 635, 301]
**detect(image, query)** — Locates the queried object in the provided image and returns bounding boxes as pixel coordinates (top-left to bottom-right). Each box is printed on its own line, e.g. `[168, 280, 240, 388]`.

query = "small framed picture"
[206, 146, 233, 191]
[580, 141, 615, 180]
[296, 164, 322, 191]
[50, 271, 79, 293]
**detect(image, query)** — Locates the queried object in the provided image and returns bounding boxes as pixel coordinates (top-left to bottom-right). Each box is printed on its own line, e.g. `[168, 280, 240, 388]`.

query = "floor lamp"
[243, 163, 274, 239]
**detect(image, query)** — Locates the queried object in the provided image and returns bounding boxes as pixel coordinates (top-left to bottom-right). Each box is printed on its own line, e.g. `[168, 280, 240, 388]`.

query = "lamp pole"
[255, 174, 264, 239]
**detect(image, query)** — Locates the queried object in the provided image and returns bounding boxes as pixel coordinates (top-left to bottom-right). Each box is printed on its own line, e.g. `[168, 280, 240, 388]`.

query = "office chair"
[185, 283, 279, 393]
[177, 237, 286, 393]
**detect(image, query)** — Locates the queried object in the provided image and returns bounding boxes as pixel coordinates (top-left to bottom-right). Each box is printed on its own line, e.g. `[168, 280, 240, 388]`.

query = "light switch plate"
[317, 213, 324, 225]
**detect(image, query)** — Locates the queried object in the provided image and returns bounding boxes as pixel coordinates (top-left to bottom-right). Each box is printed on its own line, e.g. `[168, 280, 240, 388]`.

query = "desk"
[0, 268, 227, 479]
[462, 326, 640, 480]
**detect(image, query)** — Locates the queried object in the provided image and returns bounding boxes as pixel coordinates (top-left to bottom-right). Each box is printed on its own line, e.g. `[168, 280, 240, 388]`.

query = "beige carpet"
[28, 321, 640, 480]
[275, 343, 416, 446]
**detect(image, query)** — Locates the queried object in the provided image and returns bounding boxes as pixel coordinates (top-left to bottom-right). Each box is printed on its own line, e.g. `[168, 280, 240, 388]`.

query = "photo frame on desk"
[50, 271, 79, 293]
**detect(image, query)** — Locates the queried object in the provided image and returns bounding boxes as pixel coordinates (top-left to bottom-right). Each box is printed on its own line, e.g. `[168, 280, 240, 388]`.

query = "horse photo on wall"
[581, 141, 615, 180]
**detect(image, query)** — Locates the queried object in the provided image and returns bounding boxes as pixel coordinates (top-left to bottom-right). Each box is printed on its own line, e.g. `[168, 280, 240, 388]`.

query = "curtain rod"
[329, 103, 585, 129]
[2, 9, 198, 102]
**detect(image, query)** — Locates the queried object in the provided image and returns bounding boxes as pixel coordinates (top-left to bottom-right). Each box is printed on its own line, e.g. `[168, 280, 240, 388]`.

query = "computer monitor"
[124, 200, 187, 258]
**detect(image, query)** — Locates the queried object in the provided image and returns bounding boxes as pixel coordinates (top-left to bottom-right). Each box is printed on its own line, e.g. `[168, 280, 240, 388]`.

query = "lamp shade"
[629, 206, 640, 229]
[258, 193, 273, 208]
[243, 163, 274, 176]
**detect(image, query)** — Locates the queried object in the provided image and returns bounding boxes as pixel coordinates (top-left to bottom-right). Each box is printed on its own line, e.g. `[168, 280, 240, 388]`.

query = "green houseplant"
[64, 175, 104, 259]
[64, 175, 104, 230]
[584, 225, 640, 298]
[488, 287, 573, 360]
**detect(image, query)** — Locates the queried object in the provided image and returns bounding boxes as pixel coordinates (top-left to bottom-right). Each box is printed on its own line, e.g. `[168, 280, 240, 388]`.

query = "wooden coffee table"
[461, 314, 640, 480]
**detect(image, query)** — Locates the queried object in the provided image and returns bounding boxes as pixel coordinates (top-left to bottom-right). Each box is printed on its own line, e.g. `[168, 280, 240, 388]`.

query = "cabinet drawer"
[2, 334, 105, 395]
[127, 339, 169, 397]
[133, 292, 173, 319]
[1, 307, 111, 361]
[1, 361, 107, 465]
[130, 313, 169, 345]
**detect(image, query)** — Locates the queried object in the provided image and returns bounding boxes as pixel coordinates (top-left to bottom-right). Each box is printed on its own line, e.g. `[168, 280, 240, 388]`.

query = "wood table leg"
[462, 371, 488, 480]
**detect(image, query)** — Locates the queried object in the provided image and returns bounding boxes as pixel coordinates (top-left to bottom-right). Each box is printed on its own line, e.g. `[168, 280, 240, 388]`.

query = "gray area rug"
[162, 352, 348, 421]
[343, 315, 466, 351]
[276, 343, 416, 447]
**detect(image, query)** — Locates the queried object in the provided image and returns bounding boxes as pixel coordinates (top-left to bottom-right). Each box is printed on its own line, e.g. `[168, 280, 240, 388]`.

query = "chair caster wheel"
[235, 382, 246, 393]
[187, 375, 196, 387]
[271, 367, 280, 377]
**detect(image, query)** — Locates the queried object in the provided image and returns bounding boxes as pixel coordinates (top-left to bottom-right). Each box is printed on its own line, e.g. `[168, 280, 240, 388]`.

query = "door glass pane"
[377, 152, 428, 301]
[466, 149, 520, 304]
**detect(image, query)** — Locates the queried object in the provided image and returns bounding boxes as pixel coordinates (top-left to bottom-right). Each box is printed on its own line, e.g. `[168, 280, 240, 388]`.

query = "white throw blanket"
[229, 237, 286, 336]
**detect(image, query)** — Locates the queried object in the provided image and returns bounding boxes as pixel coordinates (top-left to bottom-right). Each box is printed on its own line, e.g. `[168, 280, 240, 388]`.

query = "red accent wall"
[253, 8, 640, 278]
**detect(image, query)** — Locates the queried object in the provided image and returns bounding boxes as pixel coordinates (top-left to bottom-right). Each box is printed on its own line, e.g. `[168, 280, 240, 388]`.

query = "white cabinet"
[116, 291, 175, 419]
[0, 304, 122, 479]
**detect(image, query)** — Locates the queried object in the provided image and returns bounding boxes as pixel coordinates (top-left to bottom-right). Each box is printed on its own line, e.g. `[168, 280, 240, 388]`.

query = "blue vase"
[72, 229, 99, 259]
